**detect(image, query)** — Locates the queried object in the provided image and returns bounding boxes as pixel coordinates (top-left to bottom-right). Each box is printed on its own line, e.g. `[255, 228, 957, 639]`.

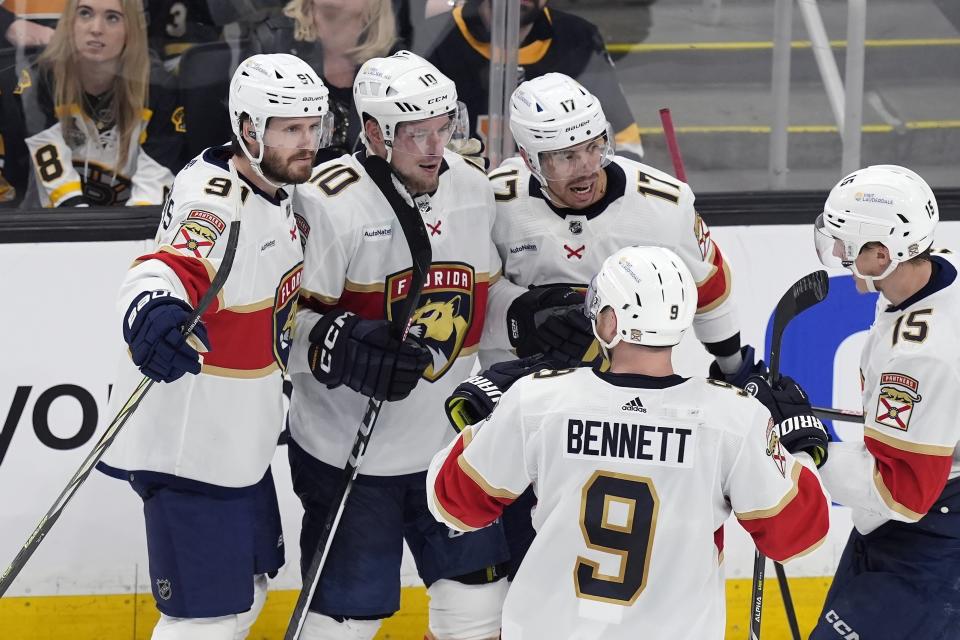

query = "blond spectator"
[20, 0, 182, 207]
[251, 0, 399, 158]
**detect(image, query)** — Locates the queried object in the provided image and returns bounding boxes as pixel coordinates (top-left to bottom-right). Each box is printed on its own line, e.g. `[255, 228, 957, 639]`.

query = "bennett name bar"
[566, 418, 692, 464]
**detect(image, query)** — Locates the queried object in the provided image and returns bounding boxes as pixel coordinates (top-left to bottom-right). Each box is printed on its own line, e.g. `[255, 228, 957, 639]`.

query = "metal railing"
[770, 0, 867, 187]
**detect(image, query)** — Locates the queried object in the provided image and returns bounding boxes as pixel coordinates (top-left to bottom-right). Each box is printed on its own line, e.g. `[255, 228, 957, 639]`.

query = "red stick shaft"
[659, 108, 687, 183]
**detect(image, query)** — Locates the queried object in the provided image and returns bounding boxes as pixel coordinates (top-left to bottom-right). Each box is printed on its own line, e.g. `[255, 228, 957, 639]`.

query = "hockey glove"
[445, 354, 559, 432]
[745, 374, 829, 467]
[534, 307, 596, 366]
[123, 291, 211, 383]
[507, 287, 586, 358]
[708, 345, 767, 389]
[307, 309, 431, 402]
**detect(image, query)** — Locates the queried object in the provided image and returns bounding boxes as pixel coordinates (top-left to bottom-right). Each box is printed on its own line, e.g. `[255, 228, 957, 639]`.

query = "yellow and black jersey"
[19, 61, 184, 207]
[424, 4, 642, 154]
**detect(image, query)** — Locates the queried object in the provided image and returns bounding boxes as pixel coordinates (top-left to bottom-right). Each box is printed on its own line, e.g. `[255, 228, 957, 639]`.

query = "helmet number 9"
[670, 304, 679, 320]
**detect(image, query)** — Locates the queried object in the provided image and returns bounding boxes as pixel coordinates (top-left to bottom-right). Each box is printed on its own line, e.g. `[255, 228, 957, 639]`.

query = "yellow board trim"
[607, 38, 960, 54]
[637, 120, 960, 136]
[0, 578, 833, 639]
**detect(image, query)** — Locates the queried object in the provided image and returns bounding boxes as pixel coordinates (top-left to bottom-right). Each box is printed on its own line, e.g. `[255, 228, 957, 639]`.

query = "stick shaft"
[659, 108, 687, 182]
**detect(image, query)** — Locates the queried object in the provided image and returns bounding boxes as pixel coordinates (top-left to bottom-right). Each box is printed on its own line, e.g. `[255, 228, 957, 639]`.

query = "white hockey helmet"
[586, 245, 698, 351]
[229, 54, 332, 183]
[353, 50, 465, 161]
[509, 73, 614, 183]
[815, 165, 938, 287]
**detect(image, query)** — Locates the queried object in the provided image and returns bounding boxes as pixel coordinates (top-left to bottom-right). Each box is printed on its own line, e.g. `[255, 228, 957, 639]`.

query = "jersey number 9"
[575, 471, 659, 605]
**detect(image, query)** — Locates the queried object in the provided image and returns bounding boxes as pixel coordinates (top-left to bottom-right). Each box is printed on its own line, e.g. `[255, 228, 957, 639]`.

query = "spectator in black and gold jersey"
[421, 0, 643, 159]
[17, 0, 184, 207]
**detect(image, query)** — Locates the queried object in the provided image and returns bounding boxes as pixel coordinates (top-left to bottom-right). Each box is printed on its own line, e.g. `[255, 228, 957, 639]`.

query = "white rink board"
[2, 222, 959, 596]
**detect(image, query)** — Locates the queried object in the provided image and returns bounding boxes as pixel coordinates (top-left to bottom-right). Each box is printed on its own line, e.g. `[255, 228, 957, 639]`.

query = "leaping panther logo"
[409, 295, 470, 380]
[387, 263, 475, 381]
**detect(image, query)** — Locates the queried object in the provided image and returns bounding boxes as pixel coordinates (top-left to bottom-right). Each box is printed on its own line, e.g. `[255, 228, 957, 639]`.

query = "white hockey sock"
[234, 573, 269, 640]
[299, 611, 382, 640]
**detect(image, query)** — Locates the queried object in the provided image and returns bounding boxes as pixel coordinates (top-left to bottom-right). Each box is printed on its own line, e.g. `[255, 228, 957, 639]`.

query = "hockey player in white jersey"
[482, 73, 758, 387]
[463, 72, 763, 579]
[809, 165, 960, 638]
[287, 51, 511, 639]
[428, 245, 831, 639]
[97, 54, 331, 640]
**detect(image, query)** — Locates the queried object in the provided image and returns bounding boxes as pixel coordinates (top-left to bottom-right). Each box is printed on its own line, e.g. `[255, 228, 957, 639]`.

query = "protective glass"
[538, 129, 614, 182]
[392, 101, 468, 157]
[261, 111, 334, 150]
[814, 213, 861, 268]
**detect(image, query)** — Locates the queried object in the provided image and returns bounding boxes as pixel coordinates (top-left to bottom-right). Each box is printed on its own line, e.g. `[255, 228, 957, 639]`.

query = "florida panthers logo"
[274, 263, 303, 372]
[387, 263, 475, 381]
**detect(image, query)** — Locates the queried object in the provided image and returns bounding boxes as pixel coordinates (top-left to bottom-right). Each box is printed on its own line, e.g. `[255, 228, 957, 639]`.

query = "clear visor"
[538, 129, 614, 182]
[585, 275, 601, 321]
[391, 101, 469, 158]
[814, 213, 861, 268]
[260, 111, 334, 150]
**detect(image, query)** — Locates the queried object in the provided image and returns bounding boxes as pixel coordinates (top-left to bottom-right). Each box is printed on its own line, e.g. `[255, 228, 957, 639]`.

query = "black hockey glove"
[534, 307, 596, 366]
[123, 290, 211, 383]
[307, 309, 431, 402]
[507, 287, 586, 358]
[708, 345, 767, 389]
[445, 354, 559, 432]
[745, 374, 829, 467]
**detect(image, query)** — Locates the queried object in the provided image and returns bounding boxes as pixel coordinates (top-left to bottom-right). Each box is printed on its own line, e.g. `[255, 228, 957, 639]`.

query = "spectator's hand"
[5, 19, 54, 47]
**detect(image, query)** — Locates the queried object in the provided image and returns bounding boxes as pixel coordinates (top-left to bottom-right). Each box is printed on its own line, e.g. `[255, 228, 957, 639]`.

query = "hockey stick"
[283, 155, 433, 640]
[749, 269, 830, 640]
[814, 406, 864, 423]
[0, 160, 245, 598]
[656, 106, 808, 639]
[659, 108, 687, 182]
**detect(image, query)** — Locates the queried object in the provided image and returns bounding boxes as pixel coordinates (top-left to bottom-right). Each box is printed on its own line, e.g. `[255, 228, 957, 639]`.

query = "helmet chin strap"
[591, 318, 621, 360]
[239, 131, 287, 191]
[849, 260, 898, 293]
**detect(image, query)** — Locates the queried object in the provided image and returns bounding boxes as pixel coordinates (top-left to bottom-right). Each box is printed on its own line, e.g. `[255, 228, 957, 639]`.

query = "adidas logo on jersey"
[621, 397, 646, 413]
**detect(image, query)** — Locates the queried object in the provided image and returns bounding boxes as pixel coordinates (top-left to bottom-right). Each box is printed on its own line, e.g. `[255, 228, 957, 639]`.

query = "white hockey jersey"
[820, 251, 960, 534]
[482, 156, 738, 366]
[99, 146, 303, 488]
[428, 368, 830, 640]
[287, 151, 506, 476]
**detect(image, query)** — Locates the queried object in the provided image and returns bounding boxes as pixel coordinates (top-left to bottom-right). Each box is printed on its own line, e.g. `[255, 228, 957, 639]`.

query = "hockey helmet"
[509, 73, 614, 183]
[815, 165, 938, 285]
[586, 245, 698, 350]
[353, 51, 466, 161]
[229, 54, 333, 183]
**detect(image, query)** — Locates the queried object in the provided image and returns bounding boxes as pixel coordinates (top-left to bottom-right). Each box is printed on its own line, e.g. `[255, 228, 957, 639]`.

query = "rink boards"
[3, 222, 960, 638]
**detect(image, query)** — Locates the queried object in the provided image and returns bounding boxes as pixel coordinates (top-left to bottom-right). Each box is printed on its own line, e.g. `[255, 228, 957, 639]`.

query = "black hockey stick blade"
[768, 270, 829, 382]
[0, 218, 241, 598]
[284, 155, 433, 640]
